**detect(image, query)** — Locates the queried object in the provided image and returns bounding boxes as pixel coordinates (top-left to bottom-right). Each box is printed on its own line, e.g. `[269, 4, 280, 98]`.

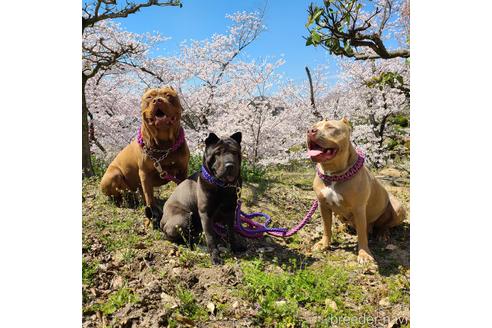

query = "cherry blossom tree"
[82, 0, 181, 177]
[214, 57, 294, 165]
[83, 21, 166, 167]
[323, 57, 410, 167]
[85, 11, 270, 162]
[303, 0, 410, 167]
[84, 7, 409, 170]
[85, 72, 142, 158]
[166, 11, 265, 129]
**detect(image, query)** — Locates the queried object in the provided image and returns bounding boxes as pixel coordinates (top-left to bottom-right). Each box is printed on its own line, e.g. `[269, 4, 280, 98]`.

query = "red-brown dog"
[100, 87, 190, 227]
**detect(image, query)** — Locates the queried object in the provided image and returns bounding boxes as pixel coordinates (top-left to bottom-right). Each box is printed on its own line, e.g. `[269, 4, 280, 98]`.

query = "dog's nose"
[225, 162, 235, 171]
[308, 128, 318, 135]
[153, 98, 164, 104]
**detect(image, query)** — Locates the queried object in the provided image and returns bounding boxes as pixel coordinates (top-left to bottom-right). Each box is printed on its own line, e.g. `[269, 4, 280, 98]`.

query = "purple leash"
[213, 199, 318, 239]
[202, 165, 318, 239]
[235, 199, 318, 238]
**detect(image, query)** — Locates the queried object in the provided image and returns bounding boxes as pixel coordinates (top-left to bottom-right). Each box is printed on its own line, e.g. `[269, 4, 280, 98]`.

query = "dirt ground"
[82, 164, 410, 328]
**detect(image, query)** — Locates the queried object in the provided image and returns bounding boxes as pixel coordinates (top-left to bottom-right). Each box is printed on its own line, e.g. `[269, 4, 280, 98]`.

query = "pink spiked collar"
[316, 148, 365, 185]
[137, 126, 185, 152]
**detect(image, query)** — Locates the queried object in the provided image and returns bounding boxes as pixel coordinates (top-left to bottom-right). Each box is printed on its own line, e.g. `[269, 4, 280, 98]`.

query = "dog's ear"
[230, 132, 242, 144]
[163, 88, 181, 109]
[205, 132, 220, 146]
[342, 117, 353, 133]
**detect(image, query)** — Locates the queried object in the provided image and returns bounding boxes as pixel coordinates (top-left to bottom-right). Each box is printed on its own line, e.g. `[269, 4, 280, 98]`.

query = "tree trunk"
[378, 93, 389, 148]
[82, 74, 94, 178]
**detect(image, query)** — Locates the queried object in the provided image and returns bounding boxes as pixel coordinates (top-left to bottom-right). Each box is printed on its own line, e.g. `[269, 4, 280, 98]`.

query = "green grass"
[386, 275, 410, 304]
[175, 285, 208, 321]
[91, 154, 109, 178]
[83, 160, 410, 327]
[177, 245, 211, 268]
[188, 153, 203, 174]
[92, 287, 139, 315]
[241, 160, 267, 183]
[96, 214, 143, 252]
[241, 258, 350, 327]
[82, 259, 99, 286]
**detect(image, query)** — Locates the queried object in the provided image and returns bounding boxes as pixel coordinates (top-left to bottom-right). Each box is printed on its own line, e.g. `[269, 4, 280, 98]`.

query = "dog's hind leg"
[377, 193, 406, 229]
[160, 205, 194, 245]
[100, 166, 129, 206]
[373, 193, 406, 241]
[386, 193, 406, 228]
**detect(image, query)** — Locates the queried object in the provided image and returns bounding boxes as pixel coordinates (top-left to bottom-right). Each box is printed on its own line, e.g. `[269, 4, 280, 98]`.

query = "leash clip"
[236, 186, 242, 204]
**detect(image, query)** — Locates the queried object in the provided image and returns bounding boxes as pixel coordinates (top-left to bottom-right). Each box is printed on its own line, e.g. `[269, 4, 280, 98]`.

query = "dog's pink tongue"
[307, 149, 323, 157]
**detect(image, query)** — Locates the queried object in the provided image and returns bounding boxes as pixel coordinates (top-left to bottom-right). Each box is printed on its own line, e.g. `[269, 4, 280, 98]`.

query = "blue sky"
[114, 0, 340, 85]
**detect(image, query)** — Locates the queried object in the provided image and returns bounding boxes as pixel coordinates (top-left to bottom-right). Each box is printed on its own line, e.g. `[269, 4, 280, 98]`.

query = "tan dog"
[100, 87, 190, 227]
[307, 118, 405, 263]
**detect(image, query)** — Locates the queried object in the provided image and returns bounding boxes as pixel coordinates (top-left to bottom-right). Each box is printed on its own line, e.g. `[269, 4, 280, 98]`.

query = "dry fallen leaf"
[385, 244, 398, 251]
[379, 297, 391, 307]
[325, 298, 338, 311]
[174, 313, 196, 327]
[207, 302, 216, 314]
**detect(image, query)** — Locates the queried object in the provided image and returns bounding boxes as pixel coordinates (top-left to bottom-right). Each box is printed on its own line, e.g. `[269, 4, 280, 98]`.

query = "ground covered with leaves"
[82, 163, 409, 328]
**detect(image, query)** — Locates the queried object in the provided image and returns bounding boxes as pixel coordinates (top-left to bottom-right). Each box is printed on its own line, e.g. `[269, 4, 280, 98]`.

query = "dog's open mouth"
[307, 140, 338, 162]
[155, 108, 166, 118]
[152, 105, 176, 127]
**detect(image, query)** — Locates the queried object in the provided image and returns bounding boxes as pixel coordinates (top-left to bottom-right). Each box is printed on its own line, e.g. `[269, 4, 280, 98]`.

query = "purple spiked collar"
[200, 165, 238, 188]
[316, 148, 365, 185]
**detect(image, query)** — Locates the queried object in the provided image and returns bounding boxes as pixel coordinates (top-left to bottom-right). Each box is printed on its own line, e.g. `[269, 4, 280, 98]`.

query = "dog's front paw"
[312, 237, 331, 252]
[357, 249, 375, 264]
[231, 243, 247, 254]
[145, 206, 153, 219]
[210, 251, 224, 265]
[144, 206, 163, 230]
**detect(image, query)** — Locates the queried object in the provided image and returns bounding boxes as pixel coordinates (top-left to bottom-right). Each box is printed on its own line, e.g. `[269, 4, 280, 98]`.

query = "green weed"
[386, 275, 410, 304]
[177, 245, 211, 268]
[93, 287, 139, 315]
[91, 155, 108, 178]
[82, 259, 99, 286]
[175, 286, 208, 321]
[241, 160, 267, 183]
[188, 153, 203, 175]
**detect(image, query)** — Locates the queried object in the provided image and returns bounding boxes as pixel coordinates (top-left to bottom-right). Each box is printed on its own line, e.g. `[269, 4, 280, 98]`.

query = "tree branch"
[82, 0, 182, 32]
[305, 66, 323, 120]
[306, 0, 409, 60]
